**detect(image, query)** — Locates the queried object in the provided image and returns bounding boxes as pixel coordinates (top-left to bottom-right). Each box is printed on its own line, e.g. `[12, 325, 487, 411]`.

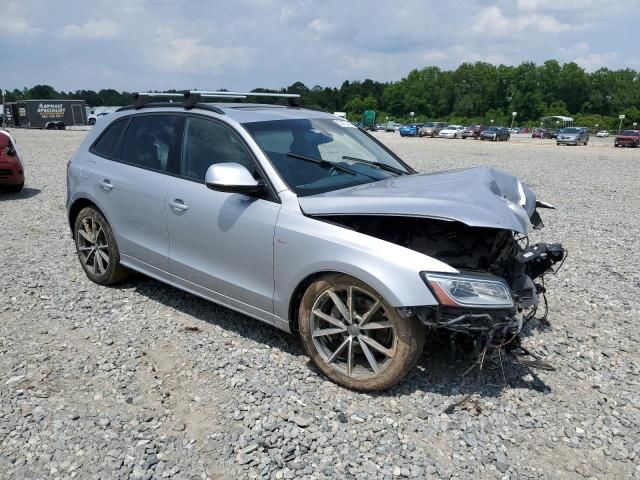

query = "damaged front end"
[318, 215, 566, 366]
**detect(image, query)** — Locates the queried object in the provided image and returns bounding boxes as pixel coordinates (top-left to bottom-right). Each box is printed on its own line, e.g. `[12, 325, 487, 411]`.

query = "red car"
[0, 131, 25, 193]
[532, 128, 551, 139]
[462, 125, 487, 139]
[614, 130, 640, 148]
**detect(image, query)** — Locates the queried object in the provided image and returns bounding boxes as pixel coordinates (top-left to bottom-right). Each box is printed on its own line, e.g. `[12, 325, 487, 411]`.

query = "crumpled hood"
[298, 166, 537, 234]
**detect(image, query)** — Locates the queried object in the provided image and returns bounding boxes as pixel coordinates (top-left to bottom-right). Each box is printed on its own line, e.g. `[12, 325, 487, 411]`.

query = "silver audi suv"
[66, 91, 565, 390]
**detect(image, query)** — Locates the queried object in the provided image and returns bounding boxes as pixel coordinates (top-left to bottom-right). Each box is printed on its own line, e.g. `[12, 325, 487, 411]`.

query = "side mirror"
[204, 162, 264, 195]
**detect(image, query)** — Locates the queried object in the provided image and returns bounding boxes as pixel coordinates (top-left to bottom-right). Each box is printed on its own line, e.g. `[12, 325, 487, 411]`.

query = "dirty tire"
[298, 274, 425, 391]
[74, 207, 129, 285]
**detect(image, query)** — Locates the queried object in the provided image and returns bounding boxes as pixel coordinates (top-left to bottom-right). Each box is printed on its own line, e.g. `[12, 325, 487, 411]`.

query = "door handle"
[100, 179, 114, 191]
[169, 199, 189, 212]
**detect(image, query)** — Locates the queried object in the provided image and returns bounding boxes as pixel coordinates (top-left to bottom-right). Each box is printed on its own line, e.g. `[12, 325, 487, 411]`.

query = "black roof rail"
[121, 90, 304, 112]
[132, 91, 247, 110]
[189, 90, 302, 107]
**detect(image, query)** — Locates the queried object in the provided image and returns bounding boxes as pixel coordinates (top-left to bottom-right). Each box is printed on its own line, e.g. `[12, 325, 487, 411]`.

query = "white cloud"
[557, 42, 618, 71]
[574, 53, 618, 71]
[0, 17, 41, 36]
[472, 6, 573, 35]
[423, 50, 448, 62]
[308, 18, 334, 36]
[61, 19, 120, 39]
[517, 0, 598, 11]
[146, 27, 250, 74]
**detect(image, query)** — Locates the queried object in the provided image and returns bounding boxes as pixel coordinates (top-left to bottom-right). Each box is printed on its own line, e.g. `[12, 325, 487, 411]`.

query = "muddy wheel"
[74, 207, 128, 285]
[298, 274, 425, 391]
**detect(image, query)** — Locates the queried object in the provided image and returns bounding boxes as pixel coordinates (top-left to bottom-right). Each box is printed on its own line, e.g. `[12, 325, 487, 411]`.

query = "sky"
[1, 0, 638, 92]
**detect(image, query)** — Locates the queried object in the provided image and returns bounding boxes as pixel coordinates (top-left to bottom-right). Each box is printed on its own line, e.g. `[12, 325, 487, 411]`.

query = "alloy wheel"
[309, 285, 397, 379]
[76, 216, 110, 276]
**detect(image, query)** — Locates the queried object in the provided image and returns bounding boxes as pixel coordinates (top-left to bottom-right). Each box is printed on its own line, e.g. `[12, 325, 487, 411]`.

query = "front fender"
[273, 208, 458, 323]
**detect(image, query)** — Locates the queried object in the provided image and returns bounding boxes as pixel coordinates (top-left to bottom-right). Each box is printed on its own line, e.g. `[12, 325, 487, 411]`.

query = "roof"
[542, 115, 573, 122]
[114, 102, 338, 124]
[218, 103, 337, 123]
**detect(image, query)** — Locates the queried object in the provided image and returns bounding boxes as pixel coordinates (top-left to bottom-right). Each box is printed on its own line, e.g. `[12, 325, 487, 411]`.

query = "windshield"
[425, 122, 435, 127]
[562, 127, 580, 134]
[621, 130, 639, 136]
[244, 118, 411, 196]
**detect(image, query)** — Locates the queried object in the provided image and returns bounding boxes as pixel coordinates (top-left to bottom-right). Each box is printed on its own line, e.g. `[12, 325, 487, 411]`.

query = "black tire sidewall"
[74, 207, 126, 285]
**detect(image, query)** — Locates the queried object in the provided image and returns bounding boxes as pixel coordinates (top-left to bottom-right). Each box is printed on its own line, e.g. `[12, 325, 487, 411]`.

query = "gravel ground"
[1, 129, 639, 479]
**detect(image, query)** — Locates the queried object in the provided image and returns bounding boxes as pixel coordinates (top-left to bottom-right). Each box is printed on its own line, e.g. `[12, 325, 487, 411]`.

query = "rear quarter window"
[91, 119, 129, 159]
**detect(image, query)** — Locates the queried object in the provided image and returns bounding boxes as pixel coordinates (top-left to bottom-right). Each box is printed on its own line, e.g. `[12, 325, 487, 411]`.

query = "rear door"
[165, 115, 281, 322]
[91, 114, 179, 271]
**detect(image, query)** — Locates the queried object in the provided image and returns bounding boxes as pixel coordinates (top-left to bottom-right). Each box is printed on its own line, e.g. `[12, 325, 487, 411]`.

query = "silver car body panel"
[298, 166, 536, 235]
[67, 104, 537, 334]
[272, 190, 457, 329]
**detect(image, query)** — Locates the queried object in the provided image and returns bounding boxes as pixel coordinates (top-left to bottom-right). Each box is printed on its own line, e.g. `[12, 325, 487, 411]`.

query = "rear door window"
[121, 115, 179, 172]
[92, 119, 128, 159]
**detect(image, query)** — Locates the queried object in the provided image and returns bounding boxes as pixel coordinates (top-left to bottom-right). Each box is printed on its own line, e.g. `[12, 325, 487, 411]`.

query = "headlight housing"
[422, 273, 514, 308]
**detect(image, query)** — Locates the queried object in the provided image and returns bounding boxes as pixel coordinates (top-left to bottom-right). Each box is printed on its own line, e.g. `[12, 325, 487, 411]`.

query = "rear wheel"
[298, 274, 425, 391]
[74, 207, 129, 285]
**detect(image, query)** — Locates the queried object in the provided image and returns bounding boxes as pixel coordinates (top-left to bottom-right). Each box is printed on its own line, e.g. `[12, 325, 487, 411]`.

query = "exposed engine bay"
[317, 214, 566, 368]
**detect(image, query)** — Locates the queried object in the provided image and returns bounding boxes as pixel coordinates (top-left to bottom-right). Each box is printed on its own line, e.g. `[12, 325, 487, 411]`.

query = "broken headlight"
[422, 273, 514, 308]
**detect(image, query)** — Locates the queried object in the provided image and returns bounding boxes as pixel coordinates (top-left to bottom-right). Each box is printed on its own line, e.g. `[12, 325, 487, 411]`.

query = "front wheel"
[2, 183, 23, 193]
[298, 274, 425, 391]
[74, 207, 129, 285]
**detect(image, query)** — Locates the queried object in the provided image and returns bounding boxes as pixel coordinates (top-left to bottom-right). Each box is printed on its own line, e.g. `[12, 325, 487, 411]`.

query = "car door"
[166, 115, 281, 322]
[91, 114, 179, 271]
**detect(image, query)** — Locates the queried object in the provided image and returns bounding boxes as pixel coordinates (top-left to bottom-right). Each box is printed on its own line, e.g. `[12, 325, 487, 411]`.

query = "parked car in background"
[596, 130, 609, 138]
[556, 127, 589, 146]
[418, 121, 447, 137]
[614, 130, 640, 147]
[480, 126, 510, 141]
[520, 127, 530, 134]
[0, 130, 25, 193]
[462, 125, 486, 139]
[438, 125, 465, 139]
[66, 90, 565, 391]
[88, 111, 110, 125]
[550, 128, 563, 139]
[385, 121, 396, 132]
[532, 128, 551, 139]
[509, 127, 521, 134]
[399, 124, 422, 137]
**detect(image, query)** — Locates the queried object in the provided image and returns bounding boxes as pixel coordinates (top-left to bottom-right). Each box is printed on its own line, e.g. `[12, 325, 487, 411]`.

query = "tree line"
[3, 60, 639, 129]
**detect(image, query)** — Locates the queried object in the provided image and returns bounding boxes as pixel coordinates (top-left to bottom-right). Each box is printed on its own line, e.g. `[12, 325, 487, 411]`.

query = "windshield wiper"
[341, 155, 406, 175]
[286, 152, 360, 177]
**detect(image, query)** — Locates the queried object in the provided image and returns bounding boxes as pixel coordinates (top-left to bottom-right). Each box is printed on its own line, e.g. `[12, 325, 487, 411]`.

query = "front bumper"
[0, 161, 25, 186]
[615, 140, 639, 147]
[557, 138, 579, 145]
